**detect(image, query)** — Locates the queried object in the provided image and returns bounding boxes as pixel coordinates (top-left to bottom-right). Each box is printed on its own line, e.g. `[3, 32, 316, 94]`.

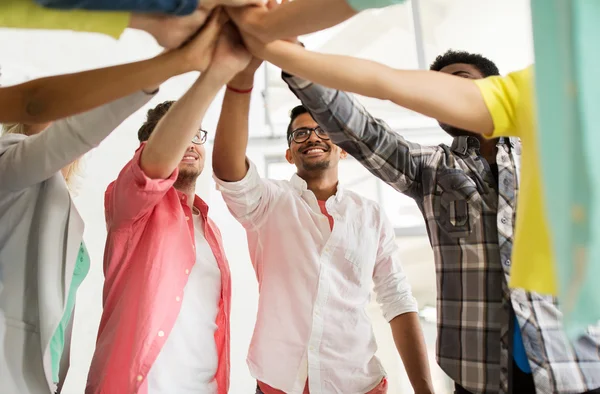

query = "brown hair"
[138, 100, 175, 142]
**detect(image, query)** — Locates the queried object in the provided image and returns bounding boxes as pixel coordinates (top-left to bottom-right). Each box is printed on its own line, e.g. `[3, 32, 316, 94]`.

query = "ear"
[340, 150, 348, 160]
[285, 148, 294, 164]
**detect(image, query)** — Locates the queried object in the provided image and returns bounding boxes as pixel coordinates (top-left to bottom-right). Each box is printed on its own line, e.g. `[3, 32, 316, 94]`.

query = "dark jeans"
[35, 0, 197, 15]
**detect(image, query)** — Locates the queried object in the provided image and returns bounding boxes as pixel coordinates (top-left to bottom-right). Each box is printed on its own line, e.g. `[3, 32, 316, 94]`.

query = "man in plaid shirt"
[282, 50, 600, 394]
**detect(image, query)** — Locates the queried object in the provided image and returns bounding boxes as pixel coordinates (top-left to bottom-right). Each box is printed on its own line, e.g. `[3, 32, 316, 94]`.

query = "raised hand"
[129, 9, 210, 49]
[227, 0, 297, 44]
[225, 2, 270, 42]
[207, 23, 253, 80]
[178, 9, 230, 72]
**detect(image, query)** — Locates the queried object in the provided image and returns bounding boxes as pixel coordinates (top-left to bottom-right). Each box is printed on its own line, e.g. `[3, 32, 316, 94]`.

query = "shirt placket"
[135, 194, 195, 390]
[497, 144, 517, 393]
[305, 198, 337, 394]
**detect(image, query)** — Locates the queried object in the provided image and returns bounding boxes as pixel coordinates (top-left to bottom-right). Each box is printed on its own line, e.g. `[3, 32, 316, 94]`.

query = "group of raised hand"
[0, 0, 354, 125]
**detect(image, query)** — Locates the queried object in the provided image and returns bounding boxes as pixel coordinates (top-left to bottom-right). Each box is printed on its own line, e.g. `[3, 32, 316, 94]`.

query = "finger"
[205, 8, 227, 34]
[266, 0, 278, 10]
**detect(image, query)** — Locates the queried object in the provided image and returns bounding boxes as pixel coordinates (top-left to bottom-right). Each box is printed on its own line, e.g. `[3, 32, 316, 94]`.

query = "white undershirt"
[148, 212, 222, 394]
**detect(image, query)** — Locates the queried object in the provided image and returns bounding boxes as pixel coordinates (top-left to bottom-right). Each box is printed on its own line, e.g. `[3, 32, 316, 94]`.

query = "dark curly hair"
[286, 105, 310, 145]
[429, 50, 500, 77]
[137, 100, 175, 142]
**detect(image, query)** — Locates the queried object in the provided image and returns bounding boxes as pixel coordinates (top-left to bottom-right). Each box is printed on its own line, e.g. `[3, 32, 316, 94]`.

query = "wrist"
[204, 66, 236, 85]
[228, 73, 255, 91]
[166, 49, 194, 75]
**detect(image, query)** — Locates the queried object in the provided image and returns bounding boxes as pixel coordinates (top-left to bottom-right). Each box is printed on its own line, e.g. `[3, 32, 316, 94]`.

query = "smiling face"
[177, 141, 205, 183]
[285, 112, 347, 177]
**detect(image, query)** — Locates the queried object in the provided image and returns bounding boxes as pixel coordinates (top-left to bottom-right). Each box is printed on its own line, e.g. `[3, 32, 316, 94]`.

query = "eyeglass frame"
[288, 126, 330, 145]
[192, 129, 208, 145]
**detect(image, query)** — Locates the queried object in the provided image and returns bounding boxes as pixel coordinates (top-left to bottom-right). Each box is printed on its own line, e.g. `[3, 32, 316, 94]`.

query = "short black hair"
[286, 105, 310, 145]
[138, 100, 175, 142]
[429, 50, 500, 77]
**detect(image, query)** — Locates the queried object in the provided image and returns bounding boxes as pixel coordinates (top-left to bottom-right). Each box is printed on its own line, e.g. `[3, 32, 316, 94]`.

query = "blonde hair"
[1, 123, 84, 192]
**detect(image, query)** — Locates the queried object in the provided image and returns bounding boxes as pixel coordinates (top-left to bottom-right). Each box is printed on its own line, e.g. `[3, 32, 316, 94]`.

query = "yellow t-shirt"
[474, 65, 557, 295]
[0, 0, 129, 39]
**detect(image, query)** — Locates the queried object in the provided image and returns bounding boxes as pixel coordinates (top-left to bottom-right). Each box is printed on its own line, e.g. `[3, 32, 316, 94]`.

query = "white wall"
[0, 1, 533, 392]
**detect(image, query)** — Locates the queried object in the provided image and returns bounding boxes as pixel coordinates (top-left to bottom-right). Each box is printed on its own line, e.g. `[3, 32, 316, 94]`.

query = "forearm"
[390, 313, 434, 394]
[248, 0, 357, 43]
[142, 70, 228, 179]
[213, 74, 253, 182]
[0, 91, 154, 192]
[262, 40, 494, 135]
[1, 0, 129, 38]
[0, 51, 187, 124]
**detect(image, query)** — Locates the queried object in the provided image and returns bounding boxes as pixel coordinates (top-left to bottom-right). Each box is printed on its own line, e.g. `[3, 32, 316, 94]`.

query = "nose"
[306, 129, 322, 144]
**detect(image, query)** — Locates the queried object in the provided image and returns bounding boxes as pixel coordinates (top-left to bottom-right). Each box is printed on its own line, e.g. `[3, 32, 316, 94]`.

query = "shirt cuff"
[129, 143, 178, 192]
[382, 295, 419, 322]
[213, 159, 260, 195]
[281, 71, 312, 89]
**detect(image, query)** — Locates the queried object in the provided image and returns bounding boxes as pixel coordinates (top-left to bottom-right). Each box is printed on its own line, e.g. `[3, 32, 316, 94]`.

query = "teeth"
[306, 148, 324, 154]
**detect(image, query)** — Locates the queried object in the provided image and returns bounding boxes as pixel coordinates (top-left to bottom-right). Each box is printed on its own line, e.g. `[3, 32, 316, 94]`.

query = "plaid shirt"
[283, 73, 600, 394]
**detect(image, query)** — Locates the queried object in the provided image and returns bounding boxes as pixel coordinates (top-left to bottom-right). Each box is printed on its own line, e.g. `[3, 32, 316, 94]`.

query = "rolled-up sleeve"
[214, 160, 278, 230]
[106, 143, 178, 228]
[372, 210, 418, 321]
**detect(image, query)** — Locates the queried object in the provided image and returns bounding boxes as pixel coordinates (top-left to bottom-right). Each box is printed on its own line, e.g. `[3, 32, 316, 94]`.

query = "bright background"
[0, 0, 533, 392]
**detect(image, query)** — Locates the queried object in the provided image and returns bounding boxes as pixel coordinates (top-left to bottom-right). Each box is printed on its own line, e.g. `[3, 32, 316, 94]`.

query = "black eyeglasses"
[288, 126, 330, 144]
[192, 129, 208, 145]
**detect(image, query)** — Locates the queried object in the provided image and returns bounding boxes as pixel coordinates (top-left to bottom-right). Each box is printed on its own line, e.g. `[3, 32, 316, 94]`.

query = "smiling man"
[212, 96, 433, 393]
[85, 21, 257, 393]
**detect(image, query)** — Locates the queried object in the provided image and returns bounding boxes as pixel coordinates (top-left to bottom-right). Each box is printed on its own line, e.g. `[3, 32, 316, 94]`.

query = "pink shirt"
[86, 144, 231, 394]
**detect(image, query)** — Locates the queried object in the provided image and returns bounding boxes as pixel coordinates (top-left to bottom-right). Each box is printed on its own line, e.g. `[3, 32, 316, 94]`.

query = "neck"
[174, 179, 197, 210]
[299, 169, 339, 201]
[477, 136, 498, 163]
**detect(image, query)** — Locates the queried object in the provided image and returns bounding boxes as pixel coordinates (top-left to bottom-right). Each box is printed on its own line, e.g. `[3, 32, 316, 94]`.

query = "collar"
[450, 136, 514, 155]
[176, 190, 210, 218]
[289, 173, 344, 203]
[450, 136, 481, 155]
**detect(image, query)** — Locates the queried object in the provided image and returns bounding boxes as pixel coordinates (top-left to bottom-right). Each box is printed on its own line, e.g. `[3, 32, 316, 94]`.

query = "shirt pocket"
[434, 169, 482, 238]
[343, 224, 377, 283]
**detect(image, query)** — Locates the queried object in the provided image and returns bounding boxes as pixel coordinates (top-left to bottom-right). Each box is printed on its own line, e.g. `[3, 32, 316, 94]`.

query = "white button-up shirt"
[215, 162, 418, 394]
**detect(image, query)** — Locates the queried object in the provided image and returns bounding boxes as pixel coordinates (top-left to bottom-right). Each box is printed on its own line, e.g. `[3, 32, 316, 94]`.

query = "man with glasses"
[213, 99, 435, 392]
[86, 23, 254, 393]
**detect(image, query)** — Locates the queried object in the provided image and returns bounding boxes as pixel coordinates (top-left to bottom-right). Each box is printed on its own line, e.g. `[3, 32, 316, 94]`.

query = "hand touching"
[205, 23, 253, 82]
[177, 9, 230, 72]
[227, 0, 298, 44]
[129, 9, 210, 49]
